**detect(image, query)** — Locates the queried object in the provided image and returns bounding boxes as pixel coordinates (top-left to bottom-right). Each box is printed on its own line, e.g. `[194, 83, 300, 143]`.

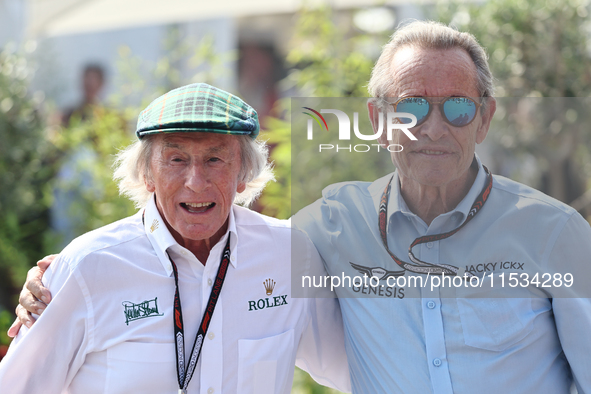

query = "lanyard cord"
[168, 235, 231, 394]
[378, 166, 493, 276]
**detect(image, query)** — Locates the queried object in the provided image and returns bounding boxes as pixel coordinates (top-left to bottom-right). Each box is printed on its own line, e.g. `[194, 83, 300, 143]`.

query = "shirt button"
[207, 278, 213, 286]
[427, 300, 436, 309]
[427, 242, 433, 248]
[433, 358, 442, 367]
[208, 332, 215, 340]
[181, 250, 187, 255]
[208, 388, 215, 394]
[230, 255, 236, 262]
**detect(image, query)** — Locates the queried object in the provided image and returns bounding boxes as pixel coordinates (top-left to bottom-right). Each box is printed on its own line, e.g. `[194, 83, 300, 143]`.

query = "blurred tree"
[259, 6, 393, 220]
[259, 112, 292, 220]
[434, 0, 591, 217]
[0, 44, 54, 317]
[285, 5, 378, 97]
[46, 106, 137, 244]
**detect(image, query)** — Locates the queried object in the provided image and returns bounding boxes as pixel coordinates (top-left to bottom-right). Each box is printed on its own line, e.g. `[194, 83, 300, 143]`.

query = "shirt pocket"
[456, 296, 534, 352]
[105, 341, 177, 393]
[237, 329, 295, 394]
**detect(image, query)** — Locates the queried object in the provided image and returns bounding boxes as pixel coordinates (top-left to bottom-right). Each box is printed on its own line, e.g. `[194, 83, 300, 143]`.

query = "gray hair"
[368, 20, 494, 110]
[113, 134, 274, 208]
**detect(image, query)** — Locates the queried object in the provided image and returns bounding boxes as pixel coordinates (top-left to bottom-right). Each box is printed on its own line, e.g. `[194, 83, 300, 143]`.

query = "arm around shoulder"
[0, 254, 91, 393]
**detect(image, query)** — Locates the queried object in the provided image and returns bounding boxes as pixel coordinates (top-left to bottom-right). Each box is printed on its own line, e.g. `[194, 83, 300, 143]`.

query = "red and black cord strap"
[169, 235, 231, 393]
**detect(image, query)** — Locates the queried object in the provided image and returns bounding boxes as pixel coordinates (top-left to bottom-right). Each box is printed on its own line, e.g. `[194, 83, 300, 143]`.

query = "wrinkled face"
[374, 46, 494, 189]
[146, 133, 245, 247]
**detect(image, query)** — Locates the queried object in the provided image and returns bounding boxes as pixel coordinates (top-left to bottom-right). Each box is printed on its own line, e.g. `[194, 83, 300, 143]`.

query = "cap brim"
[136, 128, 255, 139]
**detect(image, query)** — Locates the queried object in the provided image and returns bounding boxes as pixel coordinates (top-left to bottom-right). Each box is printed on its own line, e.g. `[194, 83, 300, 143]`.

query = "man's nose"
[185, 163, 210, 191]
[417, 106, 449, 141]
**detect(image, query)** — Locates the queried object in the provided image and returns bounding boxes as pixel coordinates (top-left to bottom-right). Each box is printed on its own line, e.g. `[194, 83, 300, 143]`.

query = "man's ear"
[367, 100, 388, 147]
[237, 181, 246, 194]
[145, 175, 156, 193]
[476, 97, 496, 144]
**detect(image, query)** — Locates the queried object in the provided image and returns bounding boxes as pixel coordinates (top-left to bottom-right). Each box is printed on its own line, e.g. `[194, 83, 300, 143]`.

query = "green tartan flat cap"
[136, 83, 259, 139]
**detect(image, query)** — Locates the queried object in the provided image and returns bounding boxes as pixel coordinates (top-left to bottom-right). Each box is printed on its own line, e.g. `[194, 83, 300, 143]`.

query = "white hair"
[113, 134, 274, 208]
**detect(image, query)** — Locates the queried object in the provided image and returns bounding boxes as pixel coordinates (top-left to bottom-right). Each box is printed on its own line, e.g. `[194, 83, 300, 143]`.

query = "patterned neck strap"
[378, 165, 493, 276]
[169, 236, 231, 394]
[141, 210, 231, 393]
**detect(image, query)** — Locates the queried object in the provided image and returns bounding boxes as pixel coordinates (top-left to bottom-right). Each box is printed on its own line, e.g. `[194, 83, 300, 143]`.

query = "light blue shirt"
[294, 156, 591, 394]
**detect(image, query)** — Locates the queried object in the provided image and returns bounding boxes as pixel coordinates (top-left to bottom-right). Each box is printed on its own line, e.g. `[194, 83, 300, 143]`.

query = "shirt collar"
[144, 194, 239, 276]
[452, 154, 487, 223]
[368, 154, 487, 224]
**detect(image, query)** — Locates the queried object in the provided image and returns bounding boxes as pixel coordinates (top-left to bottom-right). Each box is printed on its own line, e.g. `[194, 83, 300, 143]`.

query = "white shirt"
[0, 196, 350, 394]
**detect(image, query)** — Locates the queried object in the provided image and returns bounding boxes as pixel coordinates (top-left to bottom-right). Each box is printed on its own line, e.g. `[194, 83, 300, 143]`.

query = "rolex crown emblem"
[150, 219, 159, 233]
[263, 279, 276, 296]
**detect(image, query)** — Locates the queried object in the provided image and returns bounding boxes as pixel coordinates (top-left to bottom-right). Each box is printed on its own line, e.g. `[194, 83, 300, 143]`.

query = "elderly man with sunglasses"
[10, 21, 591, 394]
[293, 21, 591, 393]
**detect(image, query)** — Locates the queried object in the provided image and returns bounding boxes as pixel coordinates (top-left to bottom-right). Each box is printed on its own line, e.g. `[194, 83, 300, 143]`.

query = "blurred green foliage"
[259, 111, 292, 220]
[0, 44, 55, 319]
[286, 6, 378, 97]
[435, 0, 591, 97]
[47, 106, 137, 244]
[259, 6, 391, 220]
[433, 0, 591, 214]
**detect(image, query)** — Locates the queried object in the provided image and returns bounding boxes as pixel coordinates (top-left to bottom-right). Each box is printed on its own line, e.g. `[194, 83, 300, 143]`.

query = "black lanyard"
[168, 235, 231, 394]
[378, 166, 493, 276]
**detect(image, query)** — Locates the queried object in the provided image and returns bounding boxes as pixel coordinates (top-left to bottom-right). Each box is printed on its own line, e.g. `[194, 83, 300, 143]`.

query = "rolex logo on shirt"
[248, 278, 288, 311]
[264, 278, 276, 295]
[150, 219, 159, 233]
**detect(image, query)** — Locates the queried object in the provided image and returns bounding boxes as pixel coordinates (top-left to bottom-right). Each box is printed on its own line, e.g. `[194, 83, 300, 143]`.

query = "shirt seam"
[68, 233, 146, 264]
[539, 211, 575, 273]
[72, 268, 95, 353]
[491, 177, 576, 216]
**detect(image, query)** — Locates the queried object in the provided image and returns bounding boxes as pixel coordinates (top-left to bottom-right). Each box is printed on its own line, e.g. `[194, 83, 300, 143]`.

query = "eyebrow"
[163, 142, 183, 150]
[162, 141, 227, 154]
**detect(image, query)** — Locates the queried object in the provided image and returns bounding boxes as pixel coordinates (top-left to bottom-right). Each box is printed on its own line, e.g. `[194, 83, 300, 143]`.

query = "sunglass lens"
[396, 98, 429, 125]
[443, 98, 477, 126]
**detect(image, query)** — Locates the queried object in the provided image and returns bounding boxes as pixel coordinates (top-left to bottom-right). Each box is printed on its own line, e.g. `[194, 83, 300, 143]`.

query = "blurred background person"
[51, 64, 107, 247]
[61, 64, 105, 126]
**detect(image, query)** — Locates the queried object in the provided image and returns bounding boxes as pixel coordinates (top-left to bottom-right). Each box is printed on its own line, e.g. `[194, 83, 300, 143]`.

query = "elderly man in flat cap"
[0, 84, 350, 394]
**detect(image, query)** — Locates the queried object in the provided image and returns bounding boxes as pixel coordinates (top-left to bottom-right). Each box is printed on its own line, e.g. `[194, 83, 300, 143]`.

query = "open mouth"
[180, 202, 215, 214]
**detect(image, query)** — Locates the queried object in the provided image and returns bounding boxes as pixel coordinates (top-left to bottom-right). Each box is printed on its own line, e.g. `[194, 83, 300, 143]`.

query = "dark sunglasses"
[392, 97, 482, 127]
